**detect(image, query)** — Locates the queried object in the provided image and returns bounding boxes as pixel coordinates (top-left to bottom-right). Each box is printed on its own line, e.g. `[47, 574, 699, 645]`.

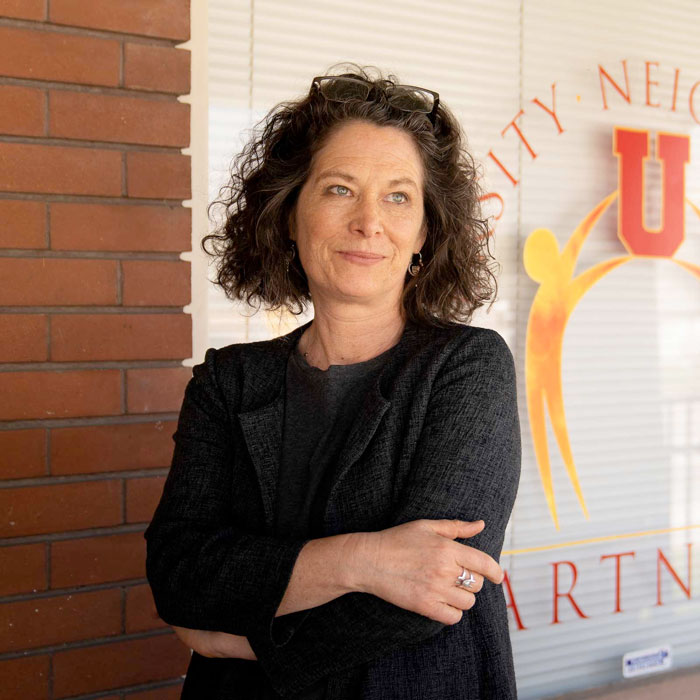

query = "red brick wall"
[0, 1, 194, 697]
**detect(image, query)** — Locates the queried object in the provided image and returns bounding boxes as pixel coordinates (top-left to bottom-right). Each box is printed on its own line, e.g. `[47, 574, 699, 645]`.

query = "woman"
[145, 65, 521, 699]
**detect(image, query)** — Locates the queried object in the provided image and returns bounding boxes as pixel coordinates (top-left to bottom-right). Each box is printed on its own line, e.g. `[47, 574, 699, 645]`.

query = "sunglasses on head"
[311, 75, 440, 124]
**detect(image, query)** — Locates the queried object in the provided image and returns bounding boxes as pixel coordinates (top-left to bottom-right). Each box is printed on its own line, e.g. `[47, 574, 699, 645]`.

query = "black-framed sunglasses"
[311, 75, 440, 124]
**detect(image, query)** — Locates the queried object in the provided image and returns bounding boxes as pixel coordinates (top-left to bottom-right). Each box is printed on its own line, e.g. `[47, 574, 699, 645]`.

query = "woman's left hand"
[172, 625, 258, 660]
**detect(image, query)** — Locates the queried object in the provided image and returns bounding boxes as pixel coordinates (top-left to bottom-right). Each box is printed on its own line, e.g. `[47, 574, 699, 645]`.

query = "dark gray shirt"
[263, 337, 398, 699]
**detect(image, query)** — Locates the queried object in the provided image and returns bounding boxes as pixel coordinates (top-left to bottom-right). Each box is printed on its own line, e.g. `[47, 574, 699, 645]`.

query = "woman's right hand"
[349, 519, 504, 625]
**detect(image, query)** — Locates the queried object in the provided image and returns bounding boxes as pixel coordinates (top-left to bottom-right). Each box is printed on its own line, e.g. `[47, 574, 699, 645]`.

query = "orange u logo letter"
[613, 127, 690, 257]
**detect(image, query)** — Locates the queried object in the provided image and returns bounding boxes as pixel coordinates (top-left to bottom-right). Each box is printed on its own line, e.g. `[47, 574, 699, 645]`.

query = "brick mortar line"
[0, 251, 186, 260]
[118, 38, 124, 88]
[116, 259, 124, 304]
[0, 627, 175, 661]
[42, 85, 49, 137]
[44, 416, 51, 476]
[0, 17, 187, 46]
[0, 305, 187, 312]
[0, 358, 187, 369]
[0, 193, 191, 205]
[47, 643, 54, 699]
[121, 150, 128, 198]
[0, 76, 187, 99]
[0, 412, 180, 430]
[72, 680, 185, 700]
[45, 307, 53, 379]
[0, 77, 185, 101]
[0, 576, 149, 605]
[55, 677, 184, 700]
[0, 522, 147, 547]
[120, 581, 127, 636]
[44, 199, 51, 245]
[0, 196, 188, 206]
[0, 306, 191, 314]
[1, 467, 169, 489]
[121, 366, 128, 417]
[121, 478, 127, 548]
[0, 135, 189, 153]
[44, 540, 51, 601]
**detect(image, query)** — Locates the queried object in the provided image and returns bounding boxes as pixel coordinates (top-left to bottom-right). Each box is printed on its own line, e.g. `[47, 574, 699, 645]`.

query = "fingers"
[425, 518, 485, 540]
[433, 587, 477, 624]
[462, 548, 504, 585]
[423, 518, 504, 585]
[429, 600, 468, 626]
[375, 518, 505, 625]
[445, 571, 483, 620]
[454, 569, 484, 593]
[455, 518, 485, 535]
[451, 522, 504, 585]
[450, 538, 503, 585]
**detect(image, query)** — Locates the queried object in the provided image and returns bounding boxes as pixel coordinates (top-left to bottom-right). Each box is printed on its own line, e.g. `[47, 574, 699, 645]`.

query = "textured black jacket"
[144, 318, 522, 699]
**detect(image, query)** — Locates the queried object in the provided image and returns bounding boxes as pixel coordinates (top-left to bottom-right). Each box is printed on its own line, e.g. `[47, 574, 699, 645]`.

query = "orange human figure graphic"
[671, 199, 700, 279]
[687, 198, 700, 220]
[673, 258, 700, 278]
[524, 191, 632, 530]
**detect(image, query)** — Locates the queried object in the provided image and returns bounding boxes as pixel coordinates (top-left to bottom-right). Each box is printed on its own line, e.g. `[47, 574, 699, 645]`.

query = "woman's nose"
[349, 197, 383, 236]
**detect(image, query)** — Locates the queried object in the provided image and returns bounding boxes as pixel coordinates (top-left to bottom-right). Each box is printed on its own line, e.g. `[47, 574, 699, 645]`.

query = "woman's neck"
[298, 309, 406, 370]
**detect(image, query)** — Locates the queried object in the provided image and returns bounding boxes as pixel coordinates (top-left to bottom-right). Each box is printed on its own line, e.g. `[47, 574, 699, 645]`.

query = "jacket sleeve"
[144, 347, 313, 641]
[246, 327, 522, 697]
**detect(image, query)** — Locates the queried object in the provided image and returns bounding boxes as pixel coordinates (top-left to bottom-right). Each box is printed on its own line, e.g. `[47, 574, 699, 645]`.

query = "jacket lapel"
[236, 395, 285, 534]
[235, 319, 420, 534]
[235, 321, 309, 535]
[318, 382, 391, 528]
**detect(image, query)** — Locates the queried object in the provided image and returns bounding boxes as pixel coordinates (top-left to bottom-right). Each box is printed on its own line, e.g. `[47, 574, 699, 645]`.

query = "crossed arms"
[144, 328, 521, 697]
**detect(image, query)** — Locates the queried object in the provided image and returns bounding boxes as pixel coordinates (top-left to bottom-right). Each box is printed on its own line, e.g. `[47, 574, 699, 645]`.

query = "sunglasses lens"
[317, 77, 371, 101]
[313, 77, 438, 122]
[388, 88, 433, 114]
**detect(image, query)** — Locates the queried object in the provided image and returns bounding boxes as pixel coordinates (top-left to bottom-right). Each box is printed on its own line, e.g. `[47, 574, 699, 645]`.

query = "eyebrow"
[314, 169, 419, 190]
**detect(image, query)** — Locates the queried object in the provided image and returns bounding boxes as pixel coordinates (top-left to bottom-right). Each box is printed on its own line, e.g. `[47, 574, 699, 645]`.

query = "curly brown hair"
[203, 63, 499, 328]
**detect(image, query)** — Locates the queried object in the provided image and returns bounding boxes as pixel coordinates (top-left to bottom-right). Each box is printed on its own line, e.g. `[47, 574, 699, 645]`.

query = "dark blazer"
[144, 318, 522, 699]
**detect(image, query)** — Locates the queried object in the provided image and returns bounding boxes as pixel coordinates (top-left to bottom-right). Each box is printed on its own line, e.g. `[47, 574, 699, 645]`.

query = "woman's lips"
[338, 251, 384, 265]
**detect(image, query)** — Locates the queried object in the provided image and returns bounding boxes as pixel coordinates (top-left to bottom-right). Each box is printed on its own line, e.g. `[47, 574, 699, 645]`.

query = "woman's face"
[290, 120, 427, 311]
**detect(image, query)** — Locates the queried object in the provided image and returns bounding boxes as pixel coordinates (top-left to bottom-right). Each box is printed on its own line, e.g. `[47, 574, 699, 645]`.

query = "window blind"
[206, 1, 700, 696]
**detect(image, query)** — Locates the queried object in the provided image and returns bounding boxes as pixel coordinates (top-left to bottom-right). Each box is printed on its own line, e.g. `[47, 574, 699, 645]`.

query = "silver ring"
[455, 567, 476, 589]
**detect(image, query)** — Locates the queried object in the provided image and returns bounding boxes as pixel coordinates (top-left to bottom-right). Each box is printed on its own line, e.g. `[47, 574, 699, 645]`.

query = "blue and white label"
[622, 644, 672, 679]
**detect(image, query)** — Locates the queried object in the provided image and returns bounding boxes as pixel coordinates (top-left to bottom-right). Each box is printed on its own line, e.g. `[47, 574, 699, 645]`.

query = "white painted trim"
[178, 0, 209, 368]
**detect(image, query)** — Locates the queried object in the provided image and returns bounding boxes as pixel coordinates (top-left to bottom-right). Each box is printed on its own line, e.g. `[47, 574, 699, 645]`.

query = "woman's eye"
[330, 185, 351, 196]
[388, 192, 408, 204]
